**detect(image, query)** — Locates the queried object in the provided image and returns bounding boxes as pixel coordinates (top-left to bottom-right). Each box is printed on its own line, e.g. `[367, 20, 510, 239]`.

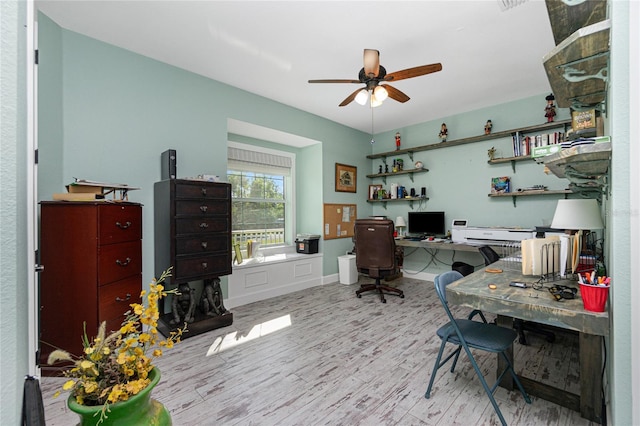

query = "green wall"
[368, 95, 572, 276]
[37, 13, 368, 285]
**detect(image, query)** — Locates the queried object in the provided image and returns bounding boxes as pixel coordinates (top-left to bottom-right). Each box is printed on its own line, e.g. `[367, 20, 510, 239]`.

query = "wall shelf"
[536, 141, 611, 197]
[366, 167, 428, 184]
[488, 189, 572, 207]
[367, 120, 571, 161]
[488, 155, 534, 173]
[367, 197, 428, 210]
[543, 19, 610, 110]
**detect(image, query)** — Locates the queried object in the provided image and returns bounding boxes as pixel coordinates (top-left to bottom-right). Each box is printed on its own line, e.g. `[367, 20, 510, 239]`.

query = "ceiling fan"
[308, 49, 442, 107]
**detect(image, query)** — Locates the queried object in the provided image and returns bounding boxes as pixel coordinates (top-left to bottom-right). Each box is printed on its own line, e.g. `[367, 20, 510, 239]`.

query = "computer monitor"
[408, 211, 446, 237]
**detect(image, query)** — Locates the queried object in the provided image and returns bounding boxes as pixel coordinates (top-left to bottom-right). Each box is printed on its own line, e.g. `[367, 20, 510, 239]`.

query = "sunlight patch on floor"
[206, 314, 292, 356]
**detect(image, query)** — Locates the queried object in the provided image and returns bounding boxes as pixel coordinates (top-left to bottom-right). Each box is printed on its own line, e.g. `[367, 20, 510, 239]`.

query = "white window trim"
[227, 141, 296, 248]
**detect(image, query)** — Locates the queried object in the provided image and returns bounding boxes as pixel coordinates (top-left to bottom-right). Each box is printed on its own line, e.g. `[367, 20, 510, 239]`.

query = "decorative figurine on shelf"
[396, 158, 404, 171]
[385, 164, 389, 173]
[439, 123, 448, 142]
[415, 161, 424, 169]
[392, 159, 398, 173]
[488, 146, 496, 160]
[545, 93, 557, 123]
[395, 132, 401, 150]
[484, 119, 493, 135]
[171, 283, 197, 324]
[378, 164, 383, 174]
[200, 278, 228, 317]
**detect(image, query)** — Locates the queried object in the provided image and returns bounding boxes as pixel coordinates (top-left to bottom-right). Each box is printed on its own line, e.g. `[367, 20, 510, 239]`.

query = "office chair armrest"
[468, 309, 488, 323]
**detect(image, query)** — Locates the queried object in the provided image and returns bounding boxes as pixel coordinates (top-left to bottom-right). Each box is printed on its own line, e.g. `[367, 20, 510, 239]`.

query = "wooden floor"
[41, 276, 596, 425]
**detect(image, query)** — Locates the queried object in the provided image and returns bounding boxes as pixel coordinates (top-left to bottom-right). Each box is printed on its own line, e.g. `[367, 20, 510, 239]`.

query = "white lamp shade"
[395, 216, 406, 228]
[370, 92, 383, 108]
[355, 89, 368, 105]
[551, 199, 604, 230]
[374, 85, 388, 102]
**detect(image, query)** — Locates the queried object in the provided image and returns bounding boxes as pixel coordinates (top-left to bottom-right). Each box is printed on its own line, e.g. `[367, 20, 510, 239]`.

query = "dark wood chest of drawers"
[154, 179, 233, 337]
[39, 202, 142, 371]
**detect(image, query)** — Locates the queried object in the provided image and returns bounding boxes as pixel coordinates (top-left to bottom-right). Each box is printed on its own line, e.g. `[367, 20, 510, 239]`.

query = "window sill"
[233, 246, 322, 270]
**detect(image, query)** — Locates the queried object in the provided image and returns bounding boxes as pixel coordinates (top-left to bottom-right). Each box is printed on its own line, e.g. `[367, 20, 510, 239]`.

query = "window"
[227, 143, 294, 249]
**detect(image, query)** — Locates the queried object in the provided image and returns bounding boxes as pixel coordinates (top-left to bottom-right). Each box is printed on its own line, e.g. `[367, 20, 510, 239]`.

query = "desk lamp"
[551, 199, 604, 231]
[550, 199, 604, 274]
[395, 216, 406, 238]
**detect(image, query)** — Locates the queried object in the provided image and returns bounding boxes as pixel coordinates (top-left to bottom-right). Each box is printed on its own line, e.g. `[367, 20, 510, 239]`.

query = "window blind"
[227, 147, 292, 176]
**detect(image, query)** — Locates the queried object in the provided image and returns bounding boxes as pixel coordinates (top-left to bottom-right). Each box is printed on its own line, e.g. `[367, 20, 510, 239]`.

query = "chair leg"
[500, 352, 532, 404]
[459, 344, 510, 426]
[425, 340, 447, 399]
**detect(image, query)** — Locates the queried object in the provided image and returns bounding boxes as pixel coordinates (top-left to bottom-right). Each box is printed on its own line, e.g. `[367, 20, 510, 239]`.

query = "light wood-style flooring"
[41, 276, 596, 425]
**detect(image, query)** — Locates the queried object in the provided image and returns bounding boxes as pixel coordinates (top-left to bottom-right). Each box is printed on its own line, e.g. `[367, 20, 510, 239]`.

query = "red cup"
[580, 283, 609, 312]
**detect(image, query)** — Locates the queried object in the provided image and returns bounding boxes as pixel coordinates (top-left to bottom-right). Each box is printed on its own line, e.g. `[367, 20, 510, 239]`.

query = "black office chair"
[478, 245, 555, 345]
[425, 271, 531, 426]
[354, 219, 405, 303]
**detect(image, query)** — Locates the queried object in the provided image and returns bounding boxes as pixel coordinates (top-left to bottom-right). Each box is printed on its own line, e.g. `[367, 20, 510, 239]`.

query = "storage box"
[531, 144, 562, 158]
[296, 237, 319, 254]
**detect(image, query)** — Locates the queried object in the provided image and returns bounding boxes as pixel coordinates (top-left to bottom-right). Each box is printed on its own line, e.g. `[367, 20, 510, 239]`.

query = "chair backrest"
[479, 245, 500, 266]
[354, 219, 396, 276]
[434, 270, 464, 306]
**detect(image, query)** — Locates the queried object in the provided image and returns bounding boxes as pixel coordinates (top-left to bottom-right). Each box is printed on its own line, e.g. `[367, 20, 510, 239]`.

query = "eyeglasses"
[548, 285, 578, 301]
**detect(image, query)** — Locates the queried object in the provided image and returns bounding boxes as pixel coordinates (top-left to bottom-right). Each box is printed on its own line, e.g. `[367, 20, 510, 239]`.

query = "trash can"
[338, 255, 358, 285]
[452, 261, 474, 277]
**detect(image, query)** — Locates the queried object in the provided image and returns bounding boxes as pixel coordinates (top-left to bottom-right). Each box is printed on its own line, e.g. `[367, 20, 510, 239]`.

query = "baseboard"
[225, 277, 322, 309]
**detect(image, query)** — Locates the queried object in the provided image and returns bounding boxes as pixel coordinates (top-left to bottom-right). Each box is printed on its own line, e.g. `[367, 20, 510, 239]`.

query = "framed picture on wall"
[335, 163, 357, 193]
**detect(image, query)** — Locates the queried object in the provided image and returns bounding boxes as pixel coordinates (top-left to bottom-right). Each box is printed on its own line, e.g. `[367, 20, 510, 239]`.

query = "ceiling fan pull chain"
[370, 106, 375, 145]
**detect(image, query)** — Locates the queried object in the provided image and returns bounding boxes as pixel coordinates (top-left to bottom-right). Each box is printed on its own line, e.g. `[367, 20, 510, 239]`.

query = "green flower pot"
[68, 368, 171, 426]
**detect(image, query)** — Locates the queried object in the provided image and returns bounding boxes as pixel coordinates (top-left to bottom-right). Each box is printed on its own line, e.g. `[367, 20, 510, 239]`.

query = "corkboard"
[323, 203, 357, 240]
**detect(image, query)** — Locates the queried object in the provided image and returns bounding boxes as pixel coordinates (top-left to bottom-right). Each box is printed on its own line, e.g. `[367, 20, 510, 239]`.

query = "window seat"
[226, 247, 323, 308]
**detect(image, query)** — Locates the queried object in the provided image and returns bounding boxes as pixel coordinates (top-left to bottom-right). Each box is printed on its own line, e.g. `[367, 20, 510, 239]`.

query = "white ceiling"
[36, 0, 556, 135]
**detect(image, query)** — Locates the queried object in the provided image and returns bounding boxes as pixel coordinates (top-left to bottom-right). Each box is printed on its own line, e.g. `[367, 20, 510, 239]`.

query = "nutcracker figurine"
[395, 132, 401, 150]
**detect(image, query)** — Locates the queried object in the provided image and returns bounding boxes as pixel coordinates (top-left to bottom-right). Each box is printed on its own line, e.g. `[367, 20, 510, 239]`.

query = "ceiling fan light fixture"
[355, 89, 369, 105]
[363, 49, 380, 77]
[370, 92, 383, 108]
[374, 86, 388, 102]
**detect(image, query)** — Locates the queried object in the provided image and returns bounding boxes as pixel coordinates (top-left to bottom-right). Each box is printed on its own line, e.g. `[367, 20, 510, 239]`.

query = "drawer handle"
[201, 241, 208, 249]
[116, 221, 132, 229]
[201, 188, 207, 196]
[116, 257, 132, 266]
[201, 262, 208, 269]
[115, 293, 132, 302]
[199, 222, 209, 229]
[200, 205, 208, 213]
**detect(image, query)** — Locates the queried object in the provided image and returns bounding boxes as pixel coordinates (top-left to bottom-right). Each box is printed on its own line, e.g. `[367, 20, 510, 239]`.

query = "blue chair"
[425, 270, 531, 426]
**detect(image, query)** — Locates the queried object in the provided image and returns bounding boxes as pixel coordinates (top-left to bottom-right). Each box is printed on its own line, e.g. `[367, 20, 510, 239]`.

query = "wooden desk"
[446, 260, 608, 423]
[395, 239, 494, 253]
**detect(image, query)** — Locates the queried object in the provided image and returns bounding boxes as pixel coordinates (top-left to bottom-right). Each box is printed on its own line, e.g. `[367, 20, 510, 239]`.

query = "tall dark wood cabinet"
[39, 202, 142, 373]
[154, 179, 233, 338]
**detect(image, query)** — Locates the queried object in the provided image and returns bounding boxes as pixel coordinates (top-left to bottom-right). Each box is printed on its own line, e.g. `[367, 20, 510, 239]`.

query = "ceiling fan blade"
[339, 88, 364, 107]
[381, 84, 410, 103]
[308, 79, 360, 84]
[384, 63, 443, 82]
[363, 49, 380, 78]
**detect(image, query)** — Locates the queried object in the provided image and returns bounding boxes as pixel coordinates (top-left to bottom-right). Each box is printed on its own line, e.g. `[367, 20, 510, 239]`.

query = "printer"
[451, 220, 535, 245]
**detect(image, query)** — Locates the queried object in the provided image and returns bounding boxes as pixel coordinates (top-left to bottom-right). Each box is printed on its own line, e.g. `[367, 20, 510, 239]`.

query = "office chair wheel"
[400, 294, 405, 298]
[357, 294, 362, 298]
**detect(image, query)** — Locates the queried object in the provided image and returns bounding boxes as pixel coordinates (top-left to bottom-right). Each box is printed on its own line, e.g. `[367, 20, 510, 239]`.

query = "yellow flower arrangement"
[48, 268, 185, 424]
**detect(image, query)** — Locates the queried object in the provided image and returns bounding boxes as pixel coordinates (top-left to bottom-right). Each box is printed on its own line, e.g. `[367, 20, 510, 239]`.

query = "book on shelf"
[491, 176, 511, 194]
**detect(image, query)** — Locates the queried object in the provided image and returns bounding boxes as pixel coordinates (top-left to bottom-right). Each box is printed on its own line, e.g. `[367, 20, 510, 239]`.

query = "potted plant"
[48, 268, 185, 425]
